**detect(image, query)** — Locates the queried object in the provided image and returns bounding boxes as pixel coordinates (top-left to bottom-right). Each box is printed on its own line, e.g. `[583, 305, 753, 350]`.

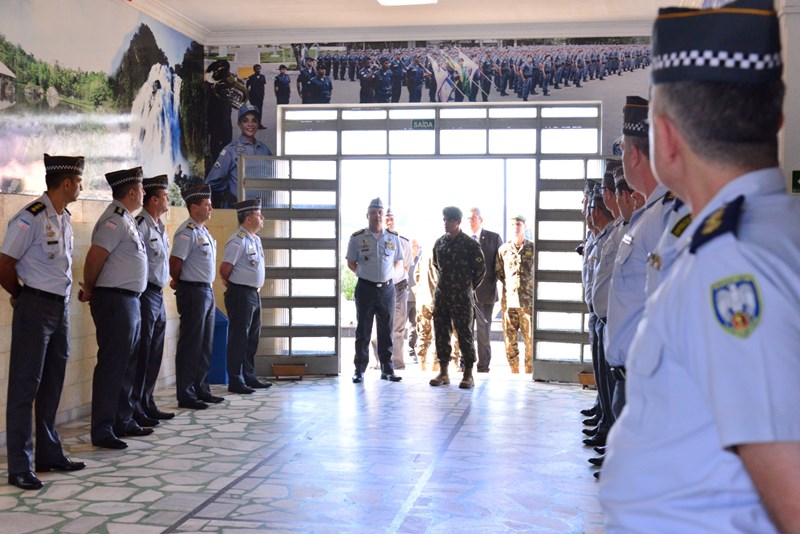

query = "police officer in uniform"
[384, 208, 412, 370]
[274, 64, 291, 105]
[429, 207, 486, 389]
[405, 56, 425, 103]
[297, 56, 315, 104]
[358, 57, 377, 104]
[205, 103, 272, 209]
[346, 198, 404, 383]
[601, 2, 800, 530]
[132, 175, 175, 426]
[246, 64, 267, 129]
[0, 154, 86, 490]
[308, 64, 333, 104]
[374, 57, 393, 104]
[496, 215, 535, 374]
[220, 198, 272, 394]
[170, 185, 222, 409]
[79, 167, 150, 450]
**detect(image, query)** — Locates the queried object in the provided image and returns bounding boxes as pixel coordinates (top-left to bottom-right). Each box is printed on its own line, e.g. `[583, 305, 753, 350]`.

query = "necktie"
[472, 234, 478, 241]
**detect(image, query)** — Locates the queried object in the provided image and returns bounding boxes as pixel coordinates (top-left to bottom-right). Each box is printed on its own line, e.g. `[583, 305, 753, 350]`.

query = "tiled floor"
[0, 354, 602, 533]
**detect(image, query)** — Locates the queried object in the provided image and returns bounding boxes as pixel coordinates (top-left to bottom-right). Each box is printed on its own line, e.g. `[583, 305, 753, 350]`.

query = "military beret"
[105, 166, 143, 188]
[238, 103, 261, 122]
[368, 197, 384, 210]
[182, 184, 211, 202]
[143, 174, 169, 191]
[44, 153, 84, 178]
[623, 96, 649, 138]
[234, 198, 262, 213]
[652, 0, 781, 85]
[442, 206, 462, 221]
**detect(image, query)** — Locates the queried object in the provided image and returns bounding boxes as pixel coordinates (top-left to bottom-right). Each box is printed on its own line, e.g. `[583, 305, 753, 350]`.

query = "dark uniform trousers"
[6, 291, 69, 472]
[224, 283, 261, 386]
[133, 285, 166, 416]
[433, 295, 477, 368]
[474, 302, 495, 371]
[353, 279, 395, 374]
[594, 317, 617, 431]
[90, 290, 142, 442]
[175, 283, 215, 403]
[587, 312, 601, 411]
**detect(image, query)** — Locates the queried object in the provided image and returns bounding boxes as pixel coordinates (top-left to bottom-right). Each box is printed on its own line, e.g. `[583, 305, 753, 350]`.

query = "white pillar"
[779, 0, 800, 191]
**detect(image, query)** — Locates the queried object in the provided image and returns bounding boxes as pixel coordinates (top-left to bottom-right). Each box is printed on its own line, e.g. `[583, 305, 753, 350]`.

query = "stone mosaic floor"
[0, 356, 602, 533]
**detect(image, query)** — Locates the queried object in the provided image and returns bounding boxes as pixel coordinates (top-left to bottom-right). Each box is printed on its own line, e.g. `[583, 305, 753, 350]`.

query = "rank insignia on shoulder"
[662, 191, 676, 205]
[671, 214, 692, 237]
[711, 274, 761, 338]
[135, 215, 145, 225]
[26, 201, 46, 215]
[386, 229, 398, 235]
[187, 222, 197, 230]
[237, 230, 246, 238]
[114, 206, 125, 216]
[352, 229, 365, 237]
[690, 195, 744, 254]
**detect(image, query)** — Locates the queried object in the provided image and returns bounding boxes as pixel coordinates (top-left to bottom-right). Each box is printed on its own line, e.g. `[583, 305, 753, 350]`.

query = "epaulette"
[673, 198, 685, 212]
[386, 229, 398, 236]
[25, 201, 46, 216]
[114, 206, 125, 216]
[64, 207, 71, 216]
[135, 215, 145, 225]
[187, 222, 197, 230]
[690, 195, 744, 254]
[237, 230, 246, 239]
[662, 191, 676, 205]
[351, 229, 365, 236]
[398, 234, 409, 242]
[670, 214, 692, 237]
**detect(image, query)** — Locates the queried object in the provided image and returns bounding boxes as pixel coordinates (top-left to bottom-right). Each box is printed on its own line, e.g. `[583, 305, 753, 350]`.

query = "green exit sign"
[793, 170, 800, 194]
[412, 119, 435, 130]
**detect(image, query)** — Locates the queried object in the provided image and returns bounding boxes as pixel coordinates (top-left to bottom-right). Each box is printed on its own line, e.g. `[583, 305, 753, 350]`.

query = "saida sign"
[411, 119, 435, 130]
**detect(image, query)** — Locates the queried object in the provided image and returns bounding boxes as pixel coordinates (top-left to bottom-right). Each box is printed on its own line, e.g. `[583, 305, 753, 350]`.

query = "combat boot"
[429, 364, 450, 386]
[459, 367, 474, 389]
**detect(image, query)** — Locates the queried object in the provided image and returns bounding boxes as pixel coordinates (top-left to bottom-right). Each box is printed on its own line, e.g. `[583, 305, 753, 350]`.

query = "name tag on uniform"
[622, 233, 633, 245]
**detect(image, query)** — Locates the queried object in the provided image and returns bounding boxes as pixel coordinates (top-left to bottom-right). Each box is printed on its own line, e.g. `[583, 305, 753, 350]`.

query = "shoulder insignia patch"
[351, 228, 365, 237]
[114, 206, 125, 216]
[690, 195, 744, 254]
[135, 215, 145, 225]
[711, 274, 762, 338]
[662, 191, 676, 205]
[671, 214, 692, 237]
[187, 222, 197, 230]
[25, 201, 46, 216]
[237, 230, 246, 238]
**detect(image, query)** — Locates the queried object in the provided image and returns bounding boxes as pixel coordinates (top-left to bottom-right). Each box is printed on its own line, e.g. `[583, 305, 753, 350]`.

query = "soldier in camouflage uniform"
[497, 215, 535, 374]
[413, 254, 460, 371]
[429, 206, 486, 389]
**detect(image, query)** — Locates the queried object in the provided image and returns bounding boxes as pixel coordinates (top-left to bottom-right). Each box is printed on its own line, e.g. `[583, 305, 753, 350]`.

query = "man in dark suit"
[467, 208, 502, 373]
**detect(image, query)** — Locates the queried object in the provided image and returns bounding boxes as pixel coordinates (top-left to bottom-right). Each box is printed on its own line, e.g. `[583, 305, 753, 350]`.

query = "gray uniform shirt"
[346, 228, 403, 283]
[1, 193, 73, 297]
[222, 226, 265, 289]
[171, 218, 216, 283]
[92, 200, 147, 293]
[136, 210, 170, 288]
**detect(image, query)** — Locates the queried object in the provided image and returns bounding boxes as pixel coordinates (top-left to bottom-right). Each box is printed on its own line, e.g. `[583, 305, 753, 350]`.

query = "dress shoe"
[118, 425, 154, 438]
[380, 373, 402, 382]
[245, 380, 273, 389]
[588, 456, 605, 467]
[8, 471, 43, 490]
[199, 394, 224, 404]
[583, 433, 607, 447]
[93, 437, 128, 450]
[229, 383, 255, 394]
[352, 373, 363, 383]
[145, 409, 175, 420]
[582, 425, 600, 437]
[583, 415, 600, 426]
[593, 471, 601, 480]
[594, 445, 606, 454]
[178, 400, 209, 410]
[580, 406, 598, 417]
[36, 457, 86, 473]
[134, 414, 160, 427]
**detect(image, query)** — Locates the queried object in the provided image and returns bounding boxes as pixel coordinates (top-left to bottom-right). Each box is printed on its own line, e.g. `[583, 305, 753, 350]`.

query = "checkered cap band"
[623, 121, 648, 135]
[143, 174, 169, 190]
[183, 185, 211, 201]
[235, 199, 261, 213]
[44, 154, 84, 176]
[653, 50, 781, 73]
[105, 167, 143, 188]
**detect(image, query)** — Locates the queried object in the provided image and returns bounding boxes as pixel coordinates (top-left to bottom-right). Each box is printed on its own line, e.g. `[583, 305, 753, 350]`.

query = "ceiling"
[126, 0, 687, 45]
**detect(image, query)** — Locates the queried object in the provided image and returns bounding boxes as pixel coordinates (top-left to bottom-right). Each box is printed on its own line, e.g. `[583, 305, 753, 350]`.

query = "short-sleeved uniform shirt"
[645, 198, 692, 296]
[205, 136, 272, 196]
[592, 219, 625, 319]
[136, 210, 170, 288]
[92, 200, 147, 293]
[222, 226, 265, 289]
[0, 193, 73, 297]
[171, 218, 216, 283]
[600, 168, 800, 533]
[346, 227, 403, 283]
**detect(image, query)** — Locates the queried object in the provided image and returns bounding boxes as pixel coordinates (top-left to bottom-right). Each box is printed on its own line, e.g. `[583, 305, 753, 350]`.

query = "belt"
[95, 286, 140, 298]
[146, 282, 163, 293]
[358, 278, 392, 288]
[228, 282, 258, 291]
[179, 280, 211, 288]
[395, 280, 408, 291]
[22, 285, 66, 303]
[610, 366, 627, 380]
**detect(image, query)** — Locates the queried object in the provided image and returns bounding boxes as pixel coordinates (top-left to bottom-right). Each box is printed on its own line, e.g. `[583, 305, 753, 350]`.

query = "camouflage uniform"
[431, 231, 486, 369]
[496, 239, 535, 373]
[413, 255, 460, 371]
